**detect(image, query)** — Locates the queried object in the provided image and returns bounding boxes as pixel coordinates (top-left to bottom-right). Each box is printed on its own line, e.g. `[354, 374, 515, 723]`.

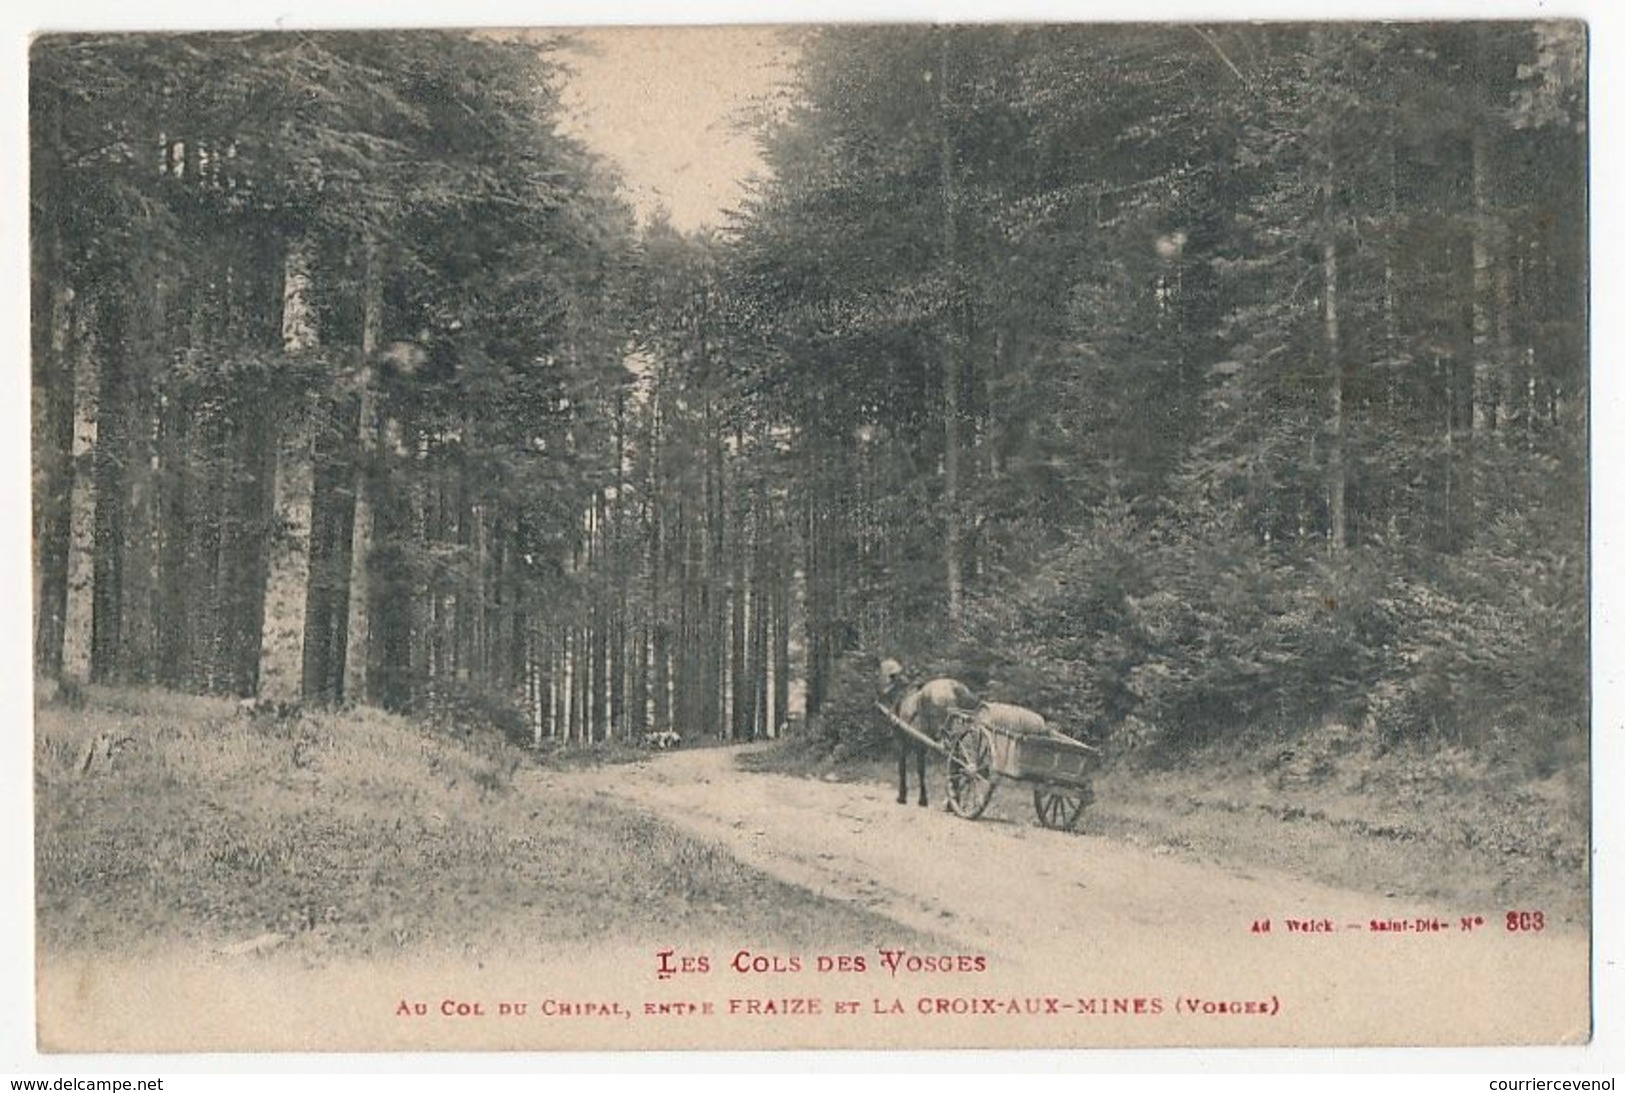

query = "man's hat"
[879, 658, 905, 683]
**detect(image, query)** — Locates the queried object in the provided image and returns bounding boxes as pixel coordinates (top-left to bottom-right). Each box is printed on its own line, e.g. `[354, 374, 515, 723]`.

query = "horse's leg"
[896, 738, 908, 804]
[916, 745, 928, 807]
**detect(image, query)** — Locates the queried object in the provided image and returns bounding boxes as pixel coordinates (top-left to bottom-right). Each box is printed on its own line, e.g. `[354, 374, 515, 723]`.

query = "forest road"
[551, 743, 1588, 1044]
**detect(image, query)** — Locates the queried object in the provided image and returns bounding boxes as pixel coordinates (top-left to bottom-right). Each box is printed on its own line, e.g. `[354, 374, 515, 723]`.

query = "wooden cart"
[877, 703, 1100, 830]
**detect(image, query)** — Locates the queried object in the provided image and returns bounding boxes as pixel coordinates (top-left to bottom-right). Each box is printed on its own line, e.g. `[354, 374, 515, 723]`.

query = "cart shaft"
[875, 703, 949, 756]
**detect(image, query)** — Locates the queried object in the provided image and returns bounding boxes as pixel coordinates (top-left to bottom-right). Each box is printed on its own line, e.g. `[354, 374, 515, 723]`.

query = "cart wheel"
[1033, 784, 1093, 831]
[947, 725, 996, 819]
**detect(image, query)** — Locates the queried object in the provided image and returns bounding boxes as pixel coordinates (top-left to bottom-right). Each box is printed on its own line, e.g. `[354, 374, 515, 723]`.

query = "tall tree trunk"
[648, 384, 670, 733]
[576, 615, 592, 744]
[63, 301, 98, 681]
[366, 414, 417, 712]
[938, 29, 965, 628]
[772, 503, 791, 735]
[1382, 119, 1404, 543]
[156, 387, 193, 687]
[203, 408, 236, 690]
[729, 439, 748, 740]
[611, 392, 628, 736]
[346, 237, 381, 700]
[1470, 68, 1497, 447]
[749, 473, 770, 739]
[1467, 30, 1498, 541]
[262, 237, 318, 701]
[630, 614, 650, 738]
[534, 620, 552, 740]
[89, 294, 129, 683]
[562, 625, 577, 743]
[803, 437, 825, 717]
[452, 463, 472, 681]
[703, 388, 726, 739]
[225, 240, 283, 697]
[1322, 151, 1347, 555]
[679, 494, 701, 733]
[301, 389, 360, 705]
[122, 257, 165, 685]
[233, 382, 275, 696]
[592, 492, 610, 740]
[33, 217, 75, 679]
[652, 551, 670, 735]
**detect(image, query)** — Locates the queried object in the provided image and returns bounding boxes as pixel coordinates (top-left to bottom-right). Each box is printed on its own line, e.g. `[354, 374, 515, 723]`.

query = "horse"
[885, 674, 977, 807]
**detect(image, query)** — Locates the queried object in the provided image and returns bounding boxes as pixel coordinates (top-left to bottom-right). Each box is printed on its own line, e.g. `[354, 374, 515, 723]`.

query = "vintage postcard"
[25, 19, 1593, 1055]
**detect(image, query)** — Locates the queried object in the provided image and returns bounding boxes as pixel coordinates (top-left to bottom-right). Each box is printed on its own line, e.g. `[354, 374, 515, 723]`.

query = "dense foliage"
[32, 25, 1587, 775]
[31, 32, 636, 728]
[726, 24, 1587, 766]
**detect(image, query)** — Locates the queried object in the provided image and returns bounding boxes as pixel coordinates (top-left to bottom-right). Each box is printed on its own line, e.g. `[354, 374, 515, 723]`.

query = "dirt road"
[36, 736, 1592, 1052]
[552, 743, 1590, 1046]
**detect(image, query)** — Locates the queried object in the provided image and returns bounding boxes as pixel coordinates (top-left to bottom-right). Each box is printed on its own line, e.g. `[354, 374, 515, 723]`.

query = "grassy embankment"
[742, 721, 1590, 926]
[35, 684, 920, 963]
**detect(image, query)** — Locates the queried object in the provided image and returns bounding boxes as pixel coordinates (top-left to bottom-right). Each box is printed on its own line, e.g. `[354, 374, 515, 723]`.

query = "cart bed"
[983, 722, 1098, 788]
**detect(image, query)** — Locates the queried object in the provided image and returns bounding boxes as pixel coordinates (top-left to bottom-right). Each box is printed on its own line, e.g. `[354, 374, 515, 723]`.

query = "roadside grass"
[35, 685, 919, 963]
[1089, 724, 1589, 925]
[746, 721, 1590, 923]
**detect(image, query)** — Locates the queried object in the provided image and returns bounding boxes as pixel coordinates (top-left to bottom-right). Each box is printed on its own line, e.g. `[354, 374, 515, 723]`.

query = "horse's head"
[878, 657, 911, 710]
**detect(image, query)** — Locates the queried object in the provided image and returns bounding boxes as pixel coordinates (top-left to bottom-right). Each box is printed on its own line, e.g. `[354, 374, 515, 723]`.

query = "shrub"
[805, 652, 893, 760]
[414, 678, 533, 748]
[962, 486, 1586, 773]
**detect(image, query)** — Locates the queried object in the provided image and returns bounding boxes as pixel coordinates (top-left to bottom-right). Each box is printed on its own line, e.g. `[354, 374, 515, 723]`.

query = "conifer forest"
[30, 24, 1587, 771]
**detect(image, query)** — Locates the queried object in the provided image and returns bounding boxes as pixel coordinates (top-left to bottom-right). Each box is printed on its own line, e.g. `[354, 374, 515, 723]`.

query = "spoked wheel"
[946, 724, 997, 819]
[1033, 784, 1093, 831]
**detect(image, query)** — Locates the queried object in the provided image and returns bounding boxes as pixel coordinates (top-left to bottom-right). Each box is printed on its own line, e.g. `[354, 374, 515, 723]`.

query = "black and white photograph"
[19, 12, 1599, 1058]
